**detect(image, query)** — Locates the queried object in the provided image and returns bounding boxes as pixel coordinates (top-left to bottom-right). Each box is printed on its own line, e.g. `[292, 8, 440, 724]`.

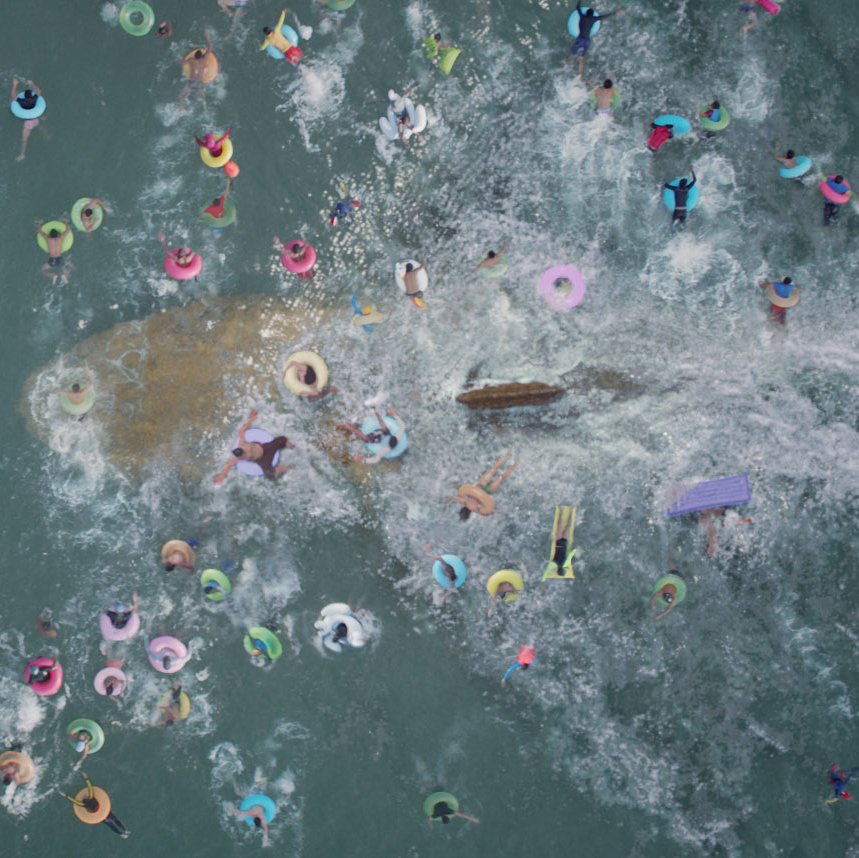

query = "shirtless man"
[591, 79, 618, 114]
[61, 368, 93, 406]
[37, 220, 72, 284]
[476, 243, 508, 271]
[11, 76, 45, 161]
[179, 31, 218, 109]
[214, 410, 294, 483]
[402, 262, 426, 298]
[445, 449, 518, 520]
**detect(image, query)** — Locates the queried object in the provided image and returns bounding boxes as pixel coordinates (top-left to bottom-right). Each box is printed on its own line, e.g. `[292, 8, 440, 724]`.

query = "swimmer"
[476, 243, 509, 271]
[1, 748, 29, 786]
[402, 262, 426, 300]
[179, 31, 218, 109]
[647, 121, 674, 153]
[202, 179, 233, 221]
[195, 129, 231, 158]
[78, 199, 107, 233]
[590, 78, 617, 114]
[158, 232, 199, 277]
[261, 8, 304, 64]
[774, 149, 797, 170]
[105, 591, 140, 629]
[26, 657, 58, 686]
[699, 100, 721, 139]
[337, 405, 406, 464]
[101, 659, 126, 699]
[487, 581, 517, 617]
[282, 360, 338, 401]
[501, 645, 535, 686]
[758, 277, 799, 328]
[651, 566, 681, 619]
[234, 801, 271, 845]
[157, 684, 185, 727]
[70, 728, 93, 768]
[424, 32, 451, 64]
[570, 3, 625, 78]
[427, 796, 480, 825]
[697, 507, 752, 557]
[274, 236, 316, 280]
[430, 554, 459, 604]
[37, 220, 73, 285]
[822, 174, 849, 227]
[61, 774, 130, 837]
[740, 3, 759, 37]
[60, 368, 93, 419]
[36, 610, 58, 638]
[156, 19, 172, 38]
[444, 449, 518, 520]
[663, 168, 696, 227]
[827, 765, 859, 803]
[329, 198, 361, 227]
[163, 540, 197, 573]
[11, 76, 46, 162]
[214, 409, 295, 483]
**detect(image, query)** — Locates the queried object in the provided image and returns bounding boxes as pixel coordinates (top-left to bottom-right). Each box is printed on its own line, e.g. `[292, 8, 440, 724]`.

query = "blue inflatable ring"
[567, 7, 600, 37]
[266, 24, 300, 59]
[779, 155, 812, 179]
[10, 95, 46, 120]
[239, 793, 277, 826]
[652, 114, 691, 137]
[433, 554, 467, 589]
[662, 180, 700, 212]
[359, 414, 409, 460]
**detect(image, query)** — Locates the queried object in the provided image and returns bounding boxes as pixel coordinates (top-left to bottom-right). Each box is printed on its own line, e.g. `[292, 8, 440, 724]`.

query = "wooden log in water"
[455, 382, 566, 410]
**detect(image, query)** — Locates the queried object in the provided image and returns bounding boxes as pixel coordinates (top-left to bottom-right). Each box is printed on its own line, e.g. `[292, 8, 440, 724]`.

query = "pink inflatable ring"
[280, 240, 316, 274]
[24, 656, 64, 696]
[164, 250, 203, 280]
[146, 636, 190, 674]
[93, 666, 128, 697]
[538, 264, 587, 312]
[819, 176, 852, 205]
[99, 609, 140, 642]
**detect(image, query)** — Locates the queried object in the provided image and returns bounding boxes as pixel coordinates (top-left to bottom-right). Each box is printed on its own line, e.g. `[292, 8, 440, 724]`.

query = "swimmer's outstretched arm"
[456, 811, 480, 824]
[238, 409, 258, 443]
[204, 30, 214, 53]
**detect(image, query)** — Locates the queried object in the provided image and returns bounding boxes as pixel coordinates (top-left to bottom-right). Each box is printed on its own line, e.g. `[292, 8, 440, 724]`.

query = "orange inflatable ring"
[73, 786, 111, 824]
[182, 50, 219, 84]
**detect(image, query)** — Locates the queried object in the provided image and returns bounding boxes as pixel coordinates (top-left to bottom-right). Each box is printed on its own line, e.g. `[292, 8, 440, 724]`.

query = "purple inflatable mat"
[666, 474, 751, 518]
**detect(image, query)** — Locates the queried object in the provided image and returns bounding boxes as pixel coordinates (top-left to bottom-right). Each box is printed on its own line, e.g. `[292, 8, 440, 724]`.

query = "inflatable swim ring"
[99, 608, 140, 642]
[24, 657, 63, 696]
[72, 785, 111, 824]
[201, 199, 237, 230]
[239, 793, 277, 826]
[0, 751, 35, 784]
[757, 0, 781, 13]
[10, 94, 46, 120]
[199, 137, 233, 169]
[161, 539, 197, 570]
[457, 483, 495, 515]
[93, 666, 127, 696]
[282, 350, 329, 396]
[423, 791, 459, 817]
[67, 718, 105, 755]
[59, 386, 95, 417]
[182, 49, 219, 84]
[394, 260, 428, 306]
[819, 176, 852, 205]
[765, 281, 800, 309]
[699, 104, 730, 132]
[146, 636, 190, 674]
[779, 156, 812, 179]
[280, 240, 316, 274]
[164, 251, 203, 281]
[234, 427, 281, 477]
[379, 97, 428, 142]
[486, 569, 524, 602]
[567, 7, 600, 37]
[71, 198, 105, 233]
[652, 114, 691, 137]
[315, 603, 367, 652]
[433, 554, 467, 589]
[243, 626, 283, 662]
[438, 47, 461, 75]
[326, 0, 356, 9]
[36, 222, 74, 254]
[201, 568, 232, 602]
[359, 413, 409, 460]
[119, 1, 155, 36]
[538, 264, 587, 312]
[651, 573, 686, 617]
[265, 24, 300, 60]
[662, 180, 700, 212]
[160, 688, 191, 720]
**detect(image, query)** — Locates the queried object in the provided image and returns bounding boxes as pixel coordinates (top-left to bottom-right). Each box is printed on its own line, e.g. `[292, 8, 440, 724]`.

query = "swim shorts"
[48, 255, 63, 267]
[572, 36, 590, 57]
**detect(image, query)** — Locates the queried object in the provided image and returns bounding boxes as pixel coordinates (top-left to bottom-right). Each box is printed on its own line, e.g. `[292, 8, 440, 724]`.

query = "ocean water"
[2, 0, 859, 855]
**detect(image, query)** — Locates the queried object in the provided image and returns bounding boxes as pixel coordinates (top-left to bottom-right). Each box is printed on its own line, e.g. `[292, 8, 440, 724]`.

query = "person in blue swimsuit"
[663, 168, 696, 226]
[571, 3, 624, 78]
[828, 765, 859, 803]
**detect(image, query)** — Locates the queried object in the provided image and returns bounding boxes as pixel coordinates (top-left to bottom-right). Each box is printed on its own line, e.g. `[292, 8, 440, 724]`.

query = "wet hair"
[273, 436, 288, 450]
[2, 773, 13, 785]
[23, 89, 34, 99]
[164, 563, 176, 572]
[782, 277, 792, 285]
[305, 366, 317, 385]
[49, 229, 60, 238]
[253, 816, 263, 829]
[104, 680, 116, 696]
[232, 447, 245, 457]
[583, 7, 595, 15]
[604, 79, 612, 88]
[459, 506, 471, 521]
[678, 179, 688, 188]
[487, 250, 496, 258]
[71, 383, 81, 393]
[405, 263, 414, 272]
[333, 622, 348, 641]
[835, 175, 844, 183]
[388, 436, 398, 449]
[442, 562, 456, 582]
[434, 33, 441, 41]
[291, 242, 302, 253]
[263, 26, 272, 34]
[712, 100, 720, 108]
[442, 816, 451, 824]
[194, 50, 204, 59]
[162, 655, 173, 670]
[785, 149, 795, 158]
[158, 23, 169, 34]
[83, 797, 99, 812]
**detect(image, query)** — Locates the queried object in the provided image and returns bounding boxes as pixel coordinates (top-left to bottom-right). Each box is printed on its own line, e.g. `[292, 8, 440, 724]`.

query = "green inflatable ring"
[71, 198, 105, 232]
[438, 47, 461, 76]
[423, 36, 439, 59]
[36, 221, 73, 254]
[699, 104, 730, 132]
[119, 0, 155, 37]
[243, 626, 283, 661]
[326, 0, 356, 9]
[652, 574, 686, 608]
[59, 386, 95, 416]
[423, 791, 459, 818]
[200, 200, 237, 230]
[67, 718, 105, 754]
[200, 568, 232, 602]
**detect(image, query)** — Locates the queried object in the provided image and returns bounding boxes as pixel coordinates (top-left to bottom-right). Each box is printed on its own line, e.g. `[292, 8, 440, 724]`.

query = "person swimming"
[664, 168, 697, 225]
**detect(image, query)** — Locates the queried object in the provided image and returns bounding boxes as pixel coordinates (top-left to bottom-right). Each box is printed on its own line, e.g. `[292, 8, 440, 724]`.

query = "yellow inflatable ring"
[282, 350, 329, 397]
[161, 539, 197, 569]
[182, 50, 219, 84]
[486, 569, 524, 601]
[458, 483, 496, 515]
[73, 786, 111, 824]
[199, 137, 233, 168]
[0, 751, 35, 784]
[160, 689, 191, 720]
